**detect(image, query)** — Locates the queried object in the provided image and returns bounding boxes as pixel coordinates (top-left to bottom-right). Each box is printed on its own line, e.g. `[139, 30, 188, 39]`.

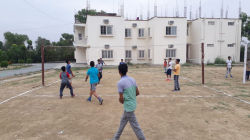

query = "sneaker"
[60, 97, 62, 99]
[99, 99, 103, 105]
[165, 79, 168, 81]
[71, 94, 75, 98]
[230, 76, 233, 78]
[87, 98, 91, 102]
[172, 90, 178, 92]
[225, 76, 227, 78]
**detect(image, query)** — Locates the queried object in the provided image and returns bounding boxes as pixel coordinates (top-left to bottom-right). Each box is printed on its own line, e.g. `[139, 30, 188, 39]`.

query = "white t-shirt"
[168, 61, 172, 69]
[226, 60, 232, 68]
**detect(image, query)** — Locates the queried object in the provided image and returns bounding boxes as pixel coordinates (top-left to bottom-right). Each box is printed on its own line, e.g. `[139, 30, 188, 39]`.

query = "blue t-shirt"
[87, 67, 99, 84]
[120, 62, 125, 65]
[66, 64, 72, 74]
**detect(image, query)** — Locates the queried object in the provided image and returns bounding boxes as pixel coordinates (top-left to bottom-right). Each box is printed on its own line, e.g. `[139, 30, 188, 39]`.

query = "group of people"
[164, 58, 181, 92]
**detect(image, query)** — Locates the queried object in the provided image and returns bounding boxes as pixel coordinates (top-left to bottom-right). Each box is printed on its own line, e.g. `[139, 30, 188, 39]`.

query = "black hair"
[118, 64, 128, 75]
[66, 60, 69, 64]
[61, 66, 66, 72]
[121, 59, 123, 60]
[90, 61, 95, 67]
[169, 58, 172, 60]
[176, 59, 180, 63]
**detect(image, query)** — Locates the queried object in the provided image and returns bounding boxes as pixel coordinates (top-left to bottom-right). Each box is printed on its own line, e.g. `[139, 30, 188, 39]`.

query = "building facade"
[74, 15, 241, 65]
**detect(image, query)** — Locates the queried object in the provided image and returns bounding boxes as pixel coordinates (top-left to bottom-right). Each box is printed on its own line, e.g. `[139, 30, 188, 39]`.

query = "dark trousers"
[174, 75, 180, 90]
[60, 82, 73, 97]
[99, 72, 102, 82]
[246, 71, 250, 80]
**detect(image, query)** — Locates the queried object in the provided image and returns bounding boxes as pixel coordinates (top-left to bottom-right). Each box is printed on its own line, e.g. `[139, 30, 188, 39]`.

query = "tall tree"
[27, 40, 33, 51]
[56, 33, 74, 46]
[75, 9, 106, 23]
[0, 50, 8, 62]
[7, 44, 20, 63]
[0, 41, 3, 50]
[20, 45, 27, 61]
[240, 12, 250, 40]
[35, 37, 51, 62]
[3, 32, 29, 50]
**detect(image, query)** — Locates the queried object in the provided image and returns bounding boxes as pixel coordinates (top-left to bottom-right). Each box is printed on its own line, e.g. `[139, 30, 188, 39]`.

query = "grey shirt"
[60, 72, 69, 83]
[95, 63, 103, 72]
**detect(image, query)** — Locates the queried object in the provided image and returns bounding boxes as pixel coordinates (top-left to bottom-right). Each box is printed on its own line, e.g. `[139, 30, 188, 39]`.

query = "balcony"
[74, 37, 87, 47]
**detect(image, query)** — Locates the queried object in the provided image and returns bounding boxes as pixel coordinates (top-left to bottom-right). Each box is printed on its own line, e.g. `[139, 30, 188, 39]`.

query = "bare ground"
[0, 65, 250, 140]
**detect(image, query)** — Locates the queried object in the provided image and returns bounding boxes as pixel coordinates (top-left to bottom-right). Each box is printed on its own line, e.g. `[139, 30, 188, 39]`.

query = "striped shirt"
[117, 76, 137, 112]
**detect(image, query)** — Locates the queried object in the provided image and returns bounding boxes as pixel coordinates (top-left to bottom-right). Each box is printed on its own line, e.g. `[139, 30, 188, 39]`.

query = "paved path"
[0, 63, 87, 79]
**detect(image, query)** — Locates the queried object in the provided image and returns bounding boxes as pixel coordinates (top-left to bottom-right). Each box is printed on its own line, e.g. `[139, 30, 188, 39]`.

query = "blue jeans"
[246, 71, 250, 80]
[60, 82, 73, 97]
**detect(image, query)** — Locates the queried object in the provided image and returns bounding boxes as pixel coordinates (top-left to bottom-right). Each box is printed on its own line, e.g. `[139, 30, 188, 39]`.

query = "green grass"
[12, 82, 19, 85]
[247, 115, 250, 118]
[218, 101, 229, 106]
[206, 82, 231, 86]
[182, 63, 191, 66]
[234, 94, 250, 98]
[213, 106, 228, 110]
[205, 120, 209, 123]
[23, 79, 40, 84]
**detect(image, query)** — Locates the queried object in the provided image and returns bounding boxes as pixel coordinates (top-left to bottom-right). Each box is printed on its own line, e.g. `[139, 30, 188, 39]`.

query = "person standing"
[164, 59, 167, 73]
[59, 66, 75, 99]
[119, 59, 125, 65]
[225, 56, 233, 78]
[246, 59, 250, 81]
[166, 58, 172, 81]
[85, 61, 104, 105]
[112, 64, 146, 140]
[95, 59, 103, 84]
[66, 60, 75, 87]
[172, 59, 181, 92]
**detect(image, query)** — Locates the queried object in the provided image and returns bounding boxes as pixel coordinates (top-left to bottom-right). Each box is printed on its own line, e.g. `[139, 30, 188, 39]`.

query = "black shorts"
[167, 69, 172, 75]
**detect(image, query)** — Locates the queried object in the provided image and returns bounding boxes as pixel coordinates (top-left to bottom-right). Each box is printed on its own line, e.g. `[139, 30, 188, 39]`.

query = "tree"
[7, 44, 20, 63]
[0, 41, 3, 50]
[35, 37, 51, 62]
[75, 9, 106, 23]
[0, 50, 8, 62]
[20, 45, 27, 61]
[55, 33, 74, 46]
[27, 40, 33, 51]
[240, 12, 250, 40]
[3, 32, 29, 50]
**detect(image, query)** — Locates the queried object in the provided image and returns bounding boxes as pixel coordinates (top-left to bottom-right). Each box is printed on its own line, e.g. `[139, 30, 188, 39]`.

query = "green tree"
[35, 37, 51, 62]
[240, 12, 250, 40]
[55, 33, 74, 46]
[0, 41, 3, 50]
[0, 50, 8, 62]
[8, 44, 20, 63]
[75, 9, 106, 23]
[20, 45, 27, 61]
[3, 32, 29, 50]
[27, 40, 33, 51]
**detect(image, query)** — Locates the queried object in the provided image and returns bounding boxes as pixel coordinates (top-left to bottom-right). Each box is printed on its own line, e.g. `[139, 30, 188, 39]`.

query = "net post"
[202, 43, 205, 85]
[41, 45, 44, 86]
[243, 43, 247, 84]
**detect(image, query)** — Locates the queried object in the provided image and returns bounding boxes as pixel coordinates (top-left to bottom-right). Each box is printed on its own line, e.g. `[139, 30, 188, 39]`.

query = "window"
[187, 24, 189, 36]
[148, 49, 150, 58]
[208, 21, 215, 25]
[228, 22, 234, 26]
[100, 26, 113, 35]
[125, 29, 131, 37]
[138, 29, 145, 37]
[166, 50, 176, 57]
[125, 50, 132, 58]
[138, 50, 145, 58]
[207, 44, 214, 47]
[102, 50, 113, 58]
[166, 26, 177, 35]
[228, 44, 234, 47]
[78, 33, 82, 40]
[148, 28, 150, 37]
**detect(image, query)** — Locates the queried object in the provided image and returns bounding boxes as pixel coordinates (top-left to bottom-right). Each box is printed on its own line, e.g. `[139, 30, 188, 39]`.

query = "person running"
[172, 59, 180, 92]
[166, 58, 172, 81]
[164, 59, 167, 73]
[95, 59, 103, 84]
[119, 59, 125, 65]
[225, 56, 233, 78]
[246, 59, 250, 81]
[59, 66, 75, 99]
[66, 60, 75, 87]
[85, 61, 104, 105]
[112, 64, 146, 140]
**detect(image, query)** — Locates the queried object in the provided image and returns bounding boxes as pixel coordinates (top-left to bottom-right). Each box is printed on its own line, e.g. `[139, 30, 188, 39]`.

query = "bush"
[7, 61, 12, 64]
[18, 59, 24, 64]
[26, 58, 33, 64]
[1, 61, 8, 68]
[214, 57, 226, 64]
[182, 63, 191, 66]
[207, 60, 214, 65]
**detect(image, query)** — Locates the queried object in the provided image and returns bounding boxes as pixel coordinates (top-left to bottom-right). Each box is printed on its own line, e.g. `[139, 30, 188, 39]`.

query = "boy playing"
[59, 66, 75, 99]
[172, 59, 180, 92]
[66, 60, 75, 87]
[166, 58, 172, 81]
[95, 59, 103, 84]
[119, 59, 125, 65]
[85, 61, 104, 105]
[225, 56, 233, 78]
[164, 59, 167, 73]
[112, 64, 146, 140]
[246, 59, 250, 81]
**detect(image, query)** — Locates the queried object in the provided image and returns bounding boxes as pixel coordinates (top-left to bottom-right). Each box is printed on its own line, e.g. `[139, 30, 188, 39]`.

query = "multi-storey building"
[74, 15, 241, 65]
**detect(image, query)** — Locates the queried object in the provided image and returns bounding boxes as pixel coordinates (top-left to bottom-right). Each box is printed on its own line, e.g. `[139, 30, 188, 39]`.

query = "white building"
[74, 15, 241, 65]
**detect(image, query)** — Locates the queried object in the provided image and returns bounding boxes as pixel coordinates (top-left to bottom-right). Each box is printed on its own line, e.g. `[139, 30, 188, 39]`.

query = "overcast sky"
[0, 0, 249, 46]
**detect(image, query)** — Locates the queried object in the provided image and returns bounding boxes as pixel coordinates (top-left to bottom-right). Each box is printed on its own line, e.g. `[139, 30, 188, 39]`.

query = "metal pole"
[243, 43, 247, 84]
[41, 45, 44, 86]
[202, 43, 205, 85]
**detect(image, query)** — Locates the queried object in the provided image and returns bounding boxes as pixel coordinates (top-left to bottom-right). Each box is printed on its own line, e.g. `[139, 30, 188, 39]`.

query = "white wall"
[74, 26, 87, 46]
[75, 47, 87, 63]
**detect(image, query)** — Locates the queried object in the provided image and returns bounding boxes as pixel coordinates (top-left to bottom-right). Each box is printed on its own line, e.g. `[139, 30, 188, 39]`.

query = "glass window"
[166, 50, 176, 57]
[148, 49, 150, 58]
[100, 26, 113, 35]
[139, 50, 145, 58]
[208, 21, 215, 25]
[228, 44, 234, 47]
[125, 29, 131, 37]
[138, 29, 145, 37]
[228, 22, 234, 26]
[207, 44, 214, 47]
[78, 33, 82, 40]
[148, 28, 150, 37]
[126, 50, 132, 58]
[166, 26, 177, 35]
[102, 50, 113, 58]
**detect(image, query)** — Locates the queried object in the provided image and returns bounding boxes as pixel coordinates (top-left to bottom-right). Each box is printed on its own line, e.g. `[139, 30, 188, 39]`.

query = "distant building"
[74, 15, 241, 65]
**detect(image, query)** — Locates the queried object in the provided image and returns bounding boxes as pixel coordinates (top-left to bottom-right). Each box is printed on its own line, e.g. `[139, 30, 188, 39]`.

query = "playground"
[0, 65, 250, 140]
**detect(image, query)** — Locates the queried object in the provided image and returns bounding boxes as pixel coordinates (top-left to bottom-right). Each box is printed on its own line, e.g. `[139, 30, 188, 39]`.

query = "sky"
[0, 0, 249, 46]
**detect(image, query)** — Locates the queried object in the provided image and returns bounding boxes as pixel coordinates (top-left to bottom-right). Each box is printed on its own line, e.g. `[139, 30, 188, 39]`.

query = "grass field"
[0, 65, 250, 140]
[0, 64, 31, 71]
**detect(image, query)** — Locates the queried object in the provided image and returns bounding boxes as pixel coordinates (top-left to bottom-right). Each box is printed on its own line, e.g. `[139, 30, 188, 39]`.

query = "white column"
[243, 43, 247, 84]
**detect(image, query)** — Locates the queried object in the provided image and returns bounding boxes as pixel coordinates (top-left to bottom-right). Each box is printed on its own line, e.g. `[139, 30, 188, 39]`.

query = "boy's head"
[164, 59, 166, 61]
[66, 60, 70, 64]
[100, 58, 102, 61]
[176, 59, 180, 64]
[61, 66, 66, 72]
[97, 59, 100, 63]
[228, 56, 231, 60]
[118, 64, 128, 76]
[90, 61, 95, 67]
[121, 59, 123, 62]
[168, 58, 172, 61]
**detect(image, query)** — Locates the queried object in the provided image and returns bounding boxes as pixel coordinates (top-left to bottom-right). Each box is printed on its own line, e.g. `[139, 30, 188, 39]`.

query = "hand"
[85, 79, 87, 82]
[72, 74, 75, 77]
[119, 98, 124, 104]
